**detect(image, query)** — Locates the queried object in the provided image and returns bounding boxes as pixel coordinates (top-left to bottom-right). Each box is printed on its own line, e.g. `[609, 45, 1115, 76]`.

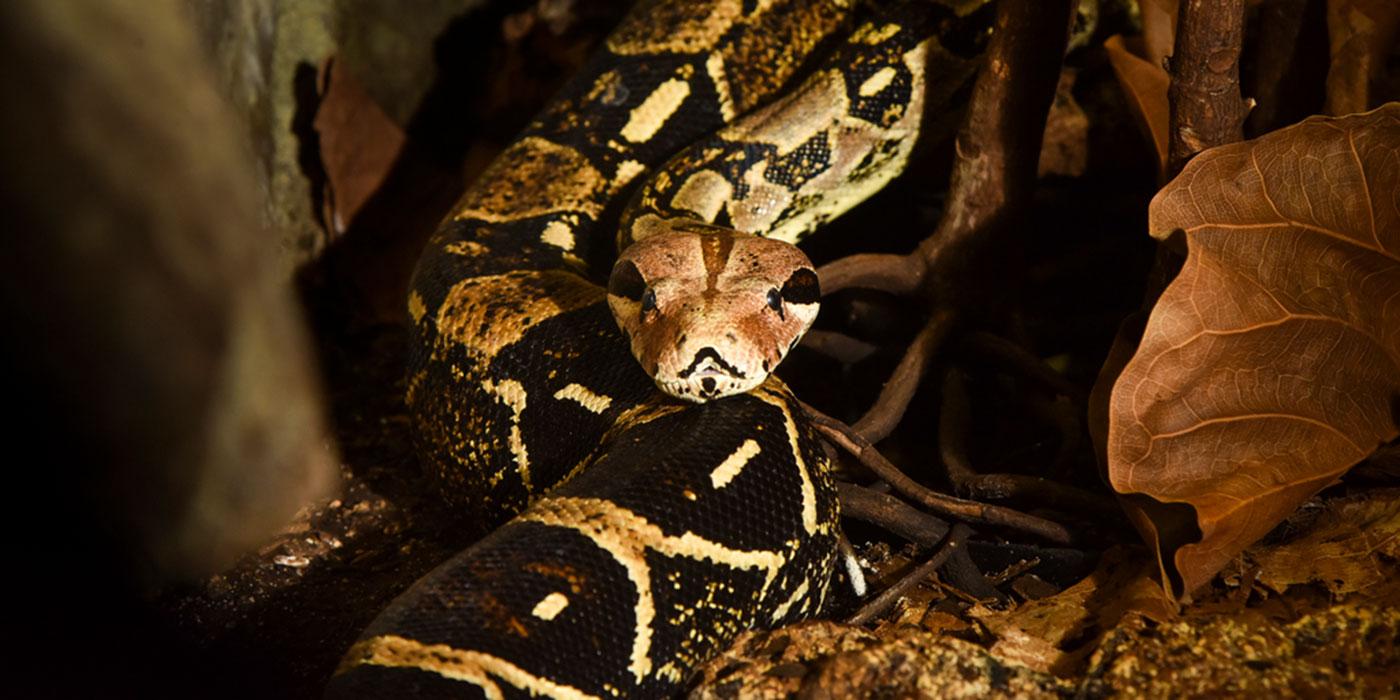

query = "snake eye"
[609, 260, 646, 301]
[766, 288, 782, 312]
[640, 288, 657, 316]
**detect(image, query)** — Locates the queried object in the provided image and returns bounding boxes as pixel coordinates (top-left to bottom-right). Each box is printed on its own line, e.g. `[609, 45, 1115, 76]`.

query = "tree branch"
[1166, 0, 1251, 178]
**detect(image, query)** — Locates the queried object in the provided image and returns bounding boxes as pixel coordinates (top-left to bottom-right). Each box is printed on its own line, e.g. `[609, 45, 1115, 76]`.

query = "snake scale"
[329, 1, 977, 696]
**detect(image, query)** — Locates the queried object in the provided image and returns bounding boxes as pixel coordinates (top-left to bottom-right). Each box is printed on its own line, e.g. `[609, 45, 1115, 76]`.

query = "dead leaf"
[1139, 0, 1177, 72]
[1326, 0, 1400, 116]
[1250, 489, 1400, 596]
[970, 547, 1174, 676]
[1107, 104, 1400, 599]
[1104, 35, 1170, 181]
[313, 57, 406, 236]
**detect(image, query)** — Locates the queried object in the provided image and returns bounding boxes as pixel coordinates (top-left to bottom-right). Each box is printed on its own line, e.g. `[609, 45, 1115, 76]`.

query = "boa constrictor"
[329, 1, 972, 696]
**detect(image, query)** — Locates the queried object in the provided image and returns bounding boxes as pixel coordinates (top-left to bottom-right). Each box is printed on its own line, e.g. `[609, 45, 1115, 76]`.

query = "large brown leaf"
[1107, 104, 1400, 598]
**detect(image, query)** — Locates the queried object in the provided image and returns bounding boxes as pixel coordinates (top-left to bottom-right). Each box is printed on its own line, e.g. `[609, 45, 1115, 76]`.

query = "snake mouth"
[677, 347, 746, 381]
[667, 347, 752, 401]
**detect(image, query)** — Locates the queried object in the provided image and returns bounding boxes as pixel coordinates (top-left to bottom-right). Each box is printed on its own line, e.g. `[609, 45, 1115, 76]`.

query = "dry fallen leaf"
[1104, 34, 1171, 181]
[1107, 104, 1400, 599]
[1250, 489, 1400, 597]
[970, 546, 1173, 676]
[1139, 0, 1177, 73]
[1326, 0, 1400, 116]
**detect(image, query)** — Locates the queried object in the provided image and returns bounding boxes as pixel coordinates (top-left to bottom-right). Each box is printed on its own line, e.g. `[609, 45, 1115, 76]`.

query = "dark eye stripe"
[780, 268, 820, 305]
[608, 260, 646, 301]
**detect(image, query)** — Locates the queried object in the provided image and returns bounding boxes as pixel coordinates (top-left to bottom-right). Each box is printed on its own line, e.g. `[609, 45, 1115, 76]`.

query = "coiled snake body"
[330, 1, 957, 696]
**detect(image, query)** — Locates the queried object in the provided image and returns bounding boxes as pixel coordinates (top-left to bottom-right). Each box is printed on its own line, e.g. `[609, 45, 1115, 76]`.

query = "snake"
[327, 1, 980, 696]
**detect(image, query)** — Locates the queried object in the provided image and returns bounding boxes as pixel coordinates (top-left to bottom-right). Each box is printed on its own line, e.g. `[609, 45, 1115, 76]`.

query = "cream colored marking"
[735, 42, 930, 243]
[705, 52, 736, 121]
[770, 578, 809, 623]
[710, 439, 760, 489]
[483, 378, 530, 490]
[340, 634, 598, 700]
[858, 66, 897, 97]
[531, 592, 570, 621]
[721, 68, 849, 155]
[407, 290, 427, 324]
[752, 387, 818, 534]
[670, 170, 734, 222]
[553, 383, 613, 414]
[623, 212, 674, 244]
[540, 220, 575, 250]
[521, 497, 785, 682]
[621, 79, 691, 143]
[614, 159, 647, 189]
[436, 270, 604, 360]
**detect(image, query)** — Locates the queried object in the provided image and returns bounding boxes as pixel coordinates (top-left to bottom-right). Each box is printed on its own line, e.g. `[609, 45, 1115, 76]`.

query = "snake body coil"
[330, 1, 958, 696]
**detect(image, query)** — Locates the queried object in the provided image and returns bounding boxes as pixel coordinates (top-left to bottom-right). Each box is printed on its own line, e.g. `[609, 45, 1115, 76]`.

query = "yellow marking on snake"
[454, 137, 606, 222]
[436, 271, 605, 360]
[770, 578, 809, 622]
[671, 170, 734, 222]
[532, 592, 570, 621]
[853, 22, 901, 44]
[621, 78, 691, 143]
[753, 388, 818, 535]
[540, 220, 575, 250]
[445, 240, 486, 257]
[605, 0, 743, 55]
[484, 378, 531, 490]
[407, 290, 427, 324]
[705, 52, 736, 121]
[553, 383, 613, 414]
[710, 439, 760, 489]
[341, 635, 598, 700]
[723, 68, 849, 155]
[521, 497, 785, 682]
[614, 159, 647, 188]
[732, 41, 931, 243]
[858, 66, 897, 97]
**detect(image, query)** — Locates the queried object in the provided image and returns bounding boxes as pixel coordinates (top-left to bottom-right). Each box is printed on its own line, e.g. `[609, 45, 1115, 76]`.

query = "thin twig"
[837, 481, 950, 546]
[846, 524, 971, 626]
[851, 308, 958, 443]
[943, 545, 1003, 601]
[805, 402, 1074, 544]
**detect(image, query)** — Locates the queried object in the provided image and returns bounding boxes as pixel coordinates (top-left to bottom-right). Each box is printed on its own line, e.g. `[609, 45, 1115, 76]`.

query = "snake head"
[607, 225, 820, 403]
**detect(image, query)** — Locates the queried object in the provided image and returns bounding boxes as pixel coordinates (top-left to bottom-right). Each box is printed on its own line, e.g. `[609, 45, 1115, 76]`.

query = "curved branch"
[851, 308, 958, 442]
[805, 402, 1074, 544]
